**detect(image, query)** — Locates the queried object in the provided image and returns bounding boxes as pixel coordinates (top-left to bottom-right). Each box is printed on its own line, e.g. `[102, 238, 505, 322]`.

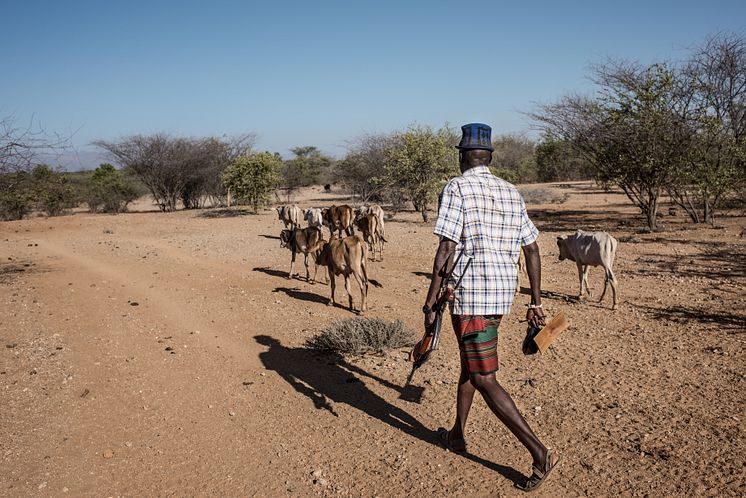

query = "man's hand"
[526, 307, 546, 328]
[424, 307, 437, 332]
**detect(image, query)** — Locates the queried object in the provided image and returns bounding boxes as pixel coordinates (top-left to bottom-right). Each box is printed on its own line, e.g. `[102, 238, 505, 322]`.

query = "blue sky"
[3, 0, 745, 169]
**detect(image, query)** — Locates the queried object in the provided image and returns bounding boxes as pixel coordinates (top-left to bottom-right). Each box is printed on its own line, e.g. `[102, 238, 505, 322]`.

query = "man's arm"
[423, 237, 457, 328]
[523, 241, 546, 327]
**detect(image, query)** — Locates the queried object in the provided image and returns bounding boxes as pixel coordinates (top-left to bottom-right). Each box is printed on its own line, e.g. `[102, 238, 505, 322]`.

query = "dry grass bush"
[519, 187, 569, 205]
[306, 318, 416, 355]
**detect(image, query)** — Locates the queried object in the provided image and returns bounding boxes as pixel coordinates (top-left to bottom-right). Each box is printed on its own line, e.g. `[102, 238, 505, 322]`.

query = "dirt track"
[1, 183, 744, 497]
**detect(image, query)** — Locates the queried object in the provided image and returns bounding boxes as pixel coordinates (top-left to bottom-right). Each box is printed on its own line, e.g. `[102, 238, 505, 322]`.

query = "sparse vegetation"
[306, 318, 415, 355]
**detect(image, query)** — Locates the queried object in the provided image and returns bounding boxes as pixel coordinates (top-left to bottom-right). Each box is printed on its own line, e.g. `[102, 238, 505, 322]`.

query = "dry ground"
[1, 183, 744, 497]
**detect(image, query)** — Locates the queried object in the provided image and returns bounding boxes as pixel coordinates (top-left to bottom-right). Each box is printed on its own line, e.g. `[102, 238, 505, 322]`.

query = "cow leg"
[328, 272, 336, 306]
[288, 252, 296, 279]
[576, 262, 584, 300]
[608, 268, 619, 310]
[303, 253, 310, 281]
[344, 274, 354, 311]
[598, 265, 610, 304]
[582, 265, 592, 297]
[351, 269, 366, 312]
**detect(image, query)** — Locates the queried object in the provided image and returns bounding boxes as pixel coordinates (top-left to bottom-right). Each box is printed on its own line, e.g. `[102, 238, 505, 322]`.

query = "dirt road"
[2, 184, 744, 497]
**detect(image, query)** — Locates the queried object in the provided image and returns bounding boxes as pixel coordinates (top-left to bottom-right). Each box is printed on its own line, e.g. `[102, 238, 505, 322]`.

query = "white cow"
[276, 205, 303, 229]
[304, 208, 324, 229]
[557, 230, 619, 309]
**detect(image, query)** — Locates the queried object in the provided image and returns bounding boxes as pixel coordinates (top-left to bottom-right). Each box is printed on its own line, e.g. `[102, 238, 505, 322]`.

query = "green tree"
[533, 62, 688, 230]
[279, 146, 332, 200]
[0, 170, 35, 220]
[31, 164, 76, 216]
[382, 125, 458, 222]
[86, 163, 139, 213]
[221, 152, 281, 212]
[668, 33, 746, 223]
[490, 134, 538, 184]
[534, 133, 593, 182]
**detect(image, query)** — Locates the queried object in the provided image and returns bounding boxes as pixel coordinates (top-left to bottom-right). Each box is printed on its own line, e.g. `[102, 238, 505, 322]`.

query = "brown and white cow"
[557, 230, 619, 309]
[280, 226, 325, 282]
[354, 213, 383, 261]
[322, 205, 355, 237]
[313, 234, 369, 312]
[355, 204, 386, 241]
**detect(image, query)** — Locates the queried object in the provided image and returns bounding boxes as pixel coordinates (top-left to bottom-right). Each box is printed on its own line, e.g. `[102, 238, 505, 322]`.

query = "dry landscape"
[1, 182, 744, 497]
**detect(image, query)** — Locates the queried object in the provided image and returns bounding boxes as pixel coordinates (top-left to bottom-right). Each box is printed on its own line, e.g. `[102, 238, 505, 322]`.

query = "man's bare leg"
[471, 372, 547, 467]
[449, 359, 475, 444]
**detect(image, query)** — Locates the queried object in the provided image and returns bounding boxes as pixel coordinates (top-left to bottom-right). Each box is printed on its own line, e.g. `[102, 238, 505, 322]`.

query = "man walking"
[422, 123, 560, 492]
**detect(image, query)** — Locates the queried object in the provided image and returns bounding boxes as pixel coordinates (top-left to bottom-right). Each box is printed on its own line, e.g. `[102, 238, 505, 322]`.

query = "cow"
[355, 204, 386, 241]
[557, 230, 619, 309]
[280, 226, 325, 282]
[354, 213, 383, 261]
[313, 235, 369, 312]
[276, 205, 303, 229]
[322, 205, 355, 237]
[304, 207, 324, 229]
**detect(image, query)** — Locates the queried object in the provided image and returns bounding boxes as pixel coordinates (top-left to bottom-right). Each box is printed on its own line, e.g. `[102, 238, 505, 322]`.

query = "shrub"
[306, 318, 415, 355]
[85, 163, 139, 213]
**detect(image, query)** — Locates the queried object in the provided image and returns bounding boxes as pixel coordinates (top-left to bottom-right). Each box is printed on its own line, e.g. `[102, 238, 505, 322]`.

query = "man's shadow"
[255, 335, 524, 485]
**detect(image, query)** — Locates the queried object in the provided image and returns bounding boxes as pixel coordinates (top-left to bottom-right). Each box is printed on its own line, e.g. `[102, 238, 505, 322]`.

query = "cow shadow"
[254, 335, 525, 486]
[253, 266, 288, 279]
[273, 286, 328, 305]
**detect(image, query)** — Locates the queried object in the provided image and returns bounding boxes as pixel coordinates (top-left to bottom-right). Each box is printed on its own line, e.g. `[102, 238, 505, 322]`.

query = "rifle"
[406, 249, 473, 384]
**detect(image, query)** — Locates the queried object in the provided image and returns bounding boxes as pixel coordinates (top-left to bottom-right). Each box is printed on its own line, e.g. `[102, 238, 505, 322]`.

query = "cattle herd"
[276, 204, 620, 313]
[277, 204, 386, 312]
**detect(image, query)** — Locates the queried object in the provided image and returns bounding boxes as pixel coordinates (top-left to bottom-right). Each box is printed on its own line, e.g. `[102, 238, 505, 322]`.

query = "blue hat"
[456, 123, 494, 152]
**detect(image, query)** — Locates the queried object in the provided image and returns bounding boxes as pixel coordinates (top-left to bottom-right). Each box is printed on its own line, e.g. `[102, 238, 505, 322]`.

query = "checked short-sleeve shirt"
[433, 166, 538, 315]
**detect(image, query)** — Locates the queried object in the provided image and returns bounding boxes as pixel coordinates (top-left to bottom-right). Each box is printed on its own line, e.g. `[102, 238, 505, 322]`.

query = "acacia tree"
[382, 125, 458, 222]
[491, 134, 538, 184]
[0, 115, 70, 220]
[279, 146, 332, 200]
[534, 133, 593, 182]
[1, 115, 69, 174]
[533, 62, 689, 230]
[221, 152, 281, 212]
[668, 33, 746, 223]
[335, 132, 397, 202]
[94, 134, 256, 212]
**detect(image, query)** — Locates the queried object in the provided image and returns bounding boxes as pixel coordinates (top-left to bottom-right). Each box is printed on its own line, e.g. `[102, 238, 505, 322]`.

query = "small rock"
[311, 469, 323, 479]
[124, 442, 133, 448]
[229, 411, 236, 417]
[103, 449, 115, 459]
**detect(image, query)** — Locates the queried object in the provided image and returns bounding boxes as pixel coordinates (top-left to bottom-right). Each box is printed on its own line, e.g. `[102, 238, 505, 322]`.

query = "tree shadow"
[628, 303, 745, 332]
[518, 287, 578, 303]
[198, 208, 255, 218]
[254, 335, 525, 485]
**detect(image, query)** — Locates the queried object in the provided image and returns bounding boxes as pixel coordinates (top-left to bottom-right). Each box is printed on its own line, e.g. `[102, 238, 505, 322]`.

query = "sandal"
[436, 427, 467, 454]
[516, 448, 561, 492]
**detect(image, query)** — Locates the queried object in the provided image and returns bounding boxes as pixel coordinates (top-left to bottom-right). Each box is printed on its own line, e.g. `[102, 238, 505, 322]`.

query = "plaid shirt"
[433, 166, 538, 315]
